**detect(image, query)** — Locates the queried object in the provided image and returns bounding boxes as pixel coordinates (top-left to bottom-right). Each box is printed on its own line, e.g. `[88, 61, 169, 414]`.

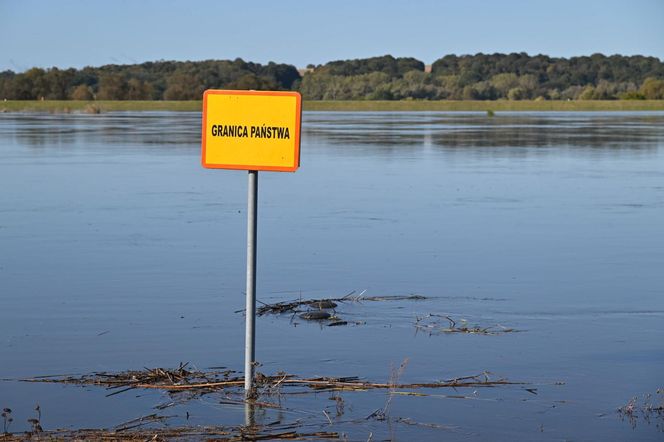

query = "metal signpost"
[201, 90, 302, 396]
[245, 169, 257, 392]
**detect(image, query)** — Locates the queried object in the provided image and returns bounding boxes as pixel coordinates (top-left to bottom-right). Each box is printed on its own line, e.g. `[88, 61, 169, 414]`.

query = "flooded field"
[1, 111, 663, 440]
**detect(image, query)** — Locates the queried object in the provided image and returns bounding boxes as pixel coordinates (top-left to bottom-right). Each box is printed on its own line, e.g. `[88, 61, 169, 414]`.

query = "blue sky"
[1, 0, 663, 72]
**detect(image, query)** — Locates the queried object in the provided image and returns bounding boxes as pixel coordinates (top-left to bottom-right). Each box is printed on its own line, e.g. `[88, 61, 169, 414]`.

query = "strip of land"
[1, 100, 664, 113]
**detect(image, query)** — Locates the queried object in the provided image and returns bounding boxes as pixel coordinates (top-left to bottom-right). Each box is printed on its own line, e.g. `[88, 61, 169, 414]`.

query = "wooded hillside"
[2, 54, 663, 101]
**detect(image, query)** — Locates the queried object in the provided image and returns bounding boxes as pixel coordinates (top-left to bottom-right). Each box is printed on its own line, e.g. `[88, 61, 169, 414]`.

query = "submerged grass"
[1, 99, 664, 113]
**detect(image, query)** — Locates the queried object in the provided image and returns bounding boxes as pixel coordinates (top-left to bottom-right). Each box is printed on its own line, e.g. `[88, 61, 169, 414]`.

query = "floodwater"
[1, 111, 663, 440]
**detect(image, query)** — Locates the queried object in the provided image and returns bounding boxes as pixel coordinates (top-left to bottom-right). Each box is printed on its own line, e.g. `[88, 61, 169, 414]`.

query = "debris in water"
[299, 311, 332, 321]
[19, 366, 523, 394]
[618, 389, 664, 429]
[255, 291, 428, 317]
[415, 315, 518, 335]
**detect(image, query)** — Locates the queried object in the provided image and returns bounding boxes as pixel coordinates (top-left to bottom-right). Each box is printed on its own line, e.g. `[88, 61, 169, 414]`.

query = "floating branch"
[256, 292, 427, 316]
[415, 315, 518, 335]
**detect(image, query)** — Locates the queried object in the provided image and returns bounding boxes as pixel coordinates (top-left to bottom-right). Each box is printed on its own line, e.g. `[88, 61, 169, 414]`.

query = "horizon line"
[3, 52, 664, 74]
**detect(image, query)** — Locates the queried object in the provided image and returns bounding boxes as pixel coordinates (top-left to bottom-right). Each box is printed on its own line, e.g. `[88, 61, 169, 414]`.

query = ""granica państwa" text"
[211, 124, 290, 139]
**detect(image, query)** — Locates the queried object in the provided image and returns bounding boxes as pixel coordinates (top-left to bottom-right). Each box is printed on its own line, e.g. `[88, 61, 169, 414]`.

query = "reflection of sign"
[202, 90, 302, 172]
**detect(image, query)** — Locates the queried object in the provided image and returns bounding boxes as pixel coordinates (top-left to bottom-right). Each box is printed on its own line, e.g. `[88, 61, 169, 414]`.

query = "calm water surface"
[1, 111, 663, 440]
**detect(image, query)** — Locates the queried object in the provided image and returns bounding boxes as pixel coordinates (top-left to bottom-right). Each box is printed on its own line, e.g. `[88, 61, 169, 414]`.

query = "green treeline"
[2, 54, 664, 101]
[0, 59, 300, 100]
[300, 53, 664, 100]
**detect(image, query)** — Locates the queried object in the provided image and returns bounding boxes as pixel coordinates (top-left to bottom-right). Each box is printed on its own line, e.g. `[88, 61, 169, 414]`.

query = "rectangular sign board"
[202, 90, 302, 172]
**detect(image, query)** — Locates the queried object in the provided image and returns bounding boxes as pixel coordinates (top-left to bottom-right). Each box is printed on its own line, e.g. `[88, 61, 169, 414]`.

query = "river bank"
[2, 99, 664, 113]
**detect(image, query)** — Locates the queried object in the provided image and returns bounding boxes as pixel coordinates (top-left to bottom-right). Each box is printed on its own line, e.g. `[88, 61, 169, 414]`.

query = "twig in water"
[2, 408, 13, 434]
[415, 314, 518, 335]
[395, 417, 458, 431]
[257, 292, 427, 316]
[369, 358, 410, 421]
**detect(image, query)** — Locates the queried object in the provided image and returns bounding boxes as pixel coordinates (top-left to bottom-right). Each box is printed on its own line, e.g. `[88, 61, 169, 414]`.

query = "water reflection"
[2, 112, 199, 148]
[305, 112, 664, 151]
[3, 112, 663, 152]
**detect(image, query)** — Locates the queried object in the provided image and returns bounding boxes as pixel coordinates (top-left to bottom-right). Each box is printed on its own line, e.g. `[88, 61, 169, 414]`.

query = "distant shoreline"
[2, 100, 664, 113]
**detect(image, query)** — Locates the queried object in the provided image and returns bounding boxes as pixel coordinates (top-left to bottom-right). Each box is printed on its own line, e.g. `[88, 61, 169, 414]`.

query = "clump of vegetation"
[84, 103, 101, 114]
[2, 408, 13, 434]
[26, 404, 42, 435]
[618, 389, 664, 429]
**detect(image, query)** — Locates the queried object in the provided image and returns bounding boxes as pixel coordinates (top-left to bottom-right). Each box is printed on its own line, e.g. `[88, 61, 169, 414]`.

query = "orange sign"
[201, 90, 302, 172]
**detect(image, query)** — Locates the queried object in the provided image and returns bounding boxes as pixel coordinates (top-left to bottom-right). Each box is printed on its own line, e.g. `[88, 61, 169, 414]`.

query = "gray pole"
[244, 170, 258, 395]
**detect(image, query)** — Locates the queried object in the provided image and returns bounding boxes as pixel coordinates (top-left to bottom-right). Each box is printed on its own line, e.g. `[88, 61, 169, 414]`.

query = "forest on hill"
[1, 53, 663, 101]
